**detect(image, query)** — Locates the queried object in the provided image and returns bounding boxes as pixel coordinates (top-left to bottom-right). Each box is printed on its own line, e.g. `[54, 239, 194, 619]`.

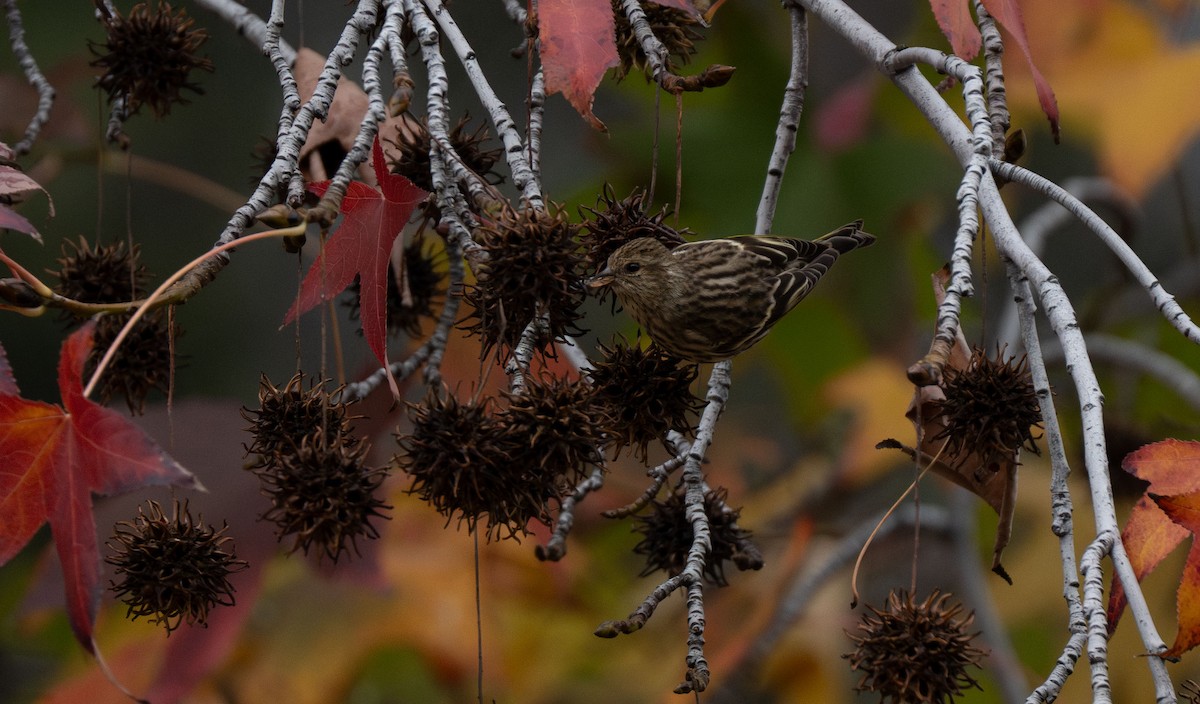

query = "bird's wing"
[758, 225, 876, 326]
[813, 220, 876, 253]
[762, 247, 844, 327]
[732, 236, 832, 268]
[673, 236, 828, 268]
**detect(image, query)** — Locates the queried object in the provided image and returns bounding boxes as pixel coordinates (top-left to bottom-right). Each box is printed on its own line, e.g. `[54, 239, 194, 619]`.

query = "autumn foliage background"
[0, 0, 1199, 702]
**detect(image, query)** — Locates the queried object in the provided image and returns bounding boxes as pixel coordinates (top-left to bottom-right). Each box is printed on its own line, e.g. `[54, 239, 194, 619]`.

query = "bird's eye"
[624, 262, 641, 274]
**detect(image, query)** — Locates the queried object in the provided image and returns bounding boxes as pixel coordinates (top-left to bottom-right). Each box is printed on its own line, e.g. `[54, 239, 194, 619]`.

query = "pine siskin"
[588, 221, 875, 362]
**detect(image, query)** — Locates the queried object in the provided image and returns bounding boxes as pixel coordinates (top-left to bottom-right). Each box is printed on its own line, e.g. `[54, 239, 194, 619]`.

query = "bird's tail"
[816, 220, 876, 254]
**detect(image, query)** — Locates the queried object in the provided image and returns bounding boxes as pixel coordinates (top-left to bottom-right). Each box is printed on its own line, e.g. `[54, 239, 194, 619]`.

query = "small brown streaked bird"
[588, 221, 875, 362]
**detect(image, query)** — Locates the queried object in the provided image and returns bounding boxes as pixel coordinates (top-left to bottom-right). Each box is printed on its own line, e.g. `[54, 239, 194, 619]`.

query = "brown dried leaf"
[901, 266, 1018, 581]
[293, 48, 370, 182]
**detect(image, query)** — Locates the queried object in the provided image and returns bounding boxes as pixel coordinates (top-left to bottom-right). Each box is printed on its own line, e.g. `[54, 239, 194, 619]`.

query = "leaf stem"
[83, 223, 307, 399]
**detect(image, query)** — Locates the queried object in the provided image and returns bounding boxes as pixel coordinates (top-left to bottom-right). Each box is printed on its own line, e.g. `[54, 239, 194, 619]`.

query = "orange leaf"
[1011, 0, 1200, 196]
[1151, 491, 1200, 657]
[929, 0, 981, 59]
[538, 0, 618, 131]
[1107, 494, 1189, 631]
[0, 324, 197, 651]
[1123, 438, 1200, 495]
[1108, 440, 1200, 652]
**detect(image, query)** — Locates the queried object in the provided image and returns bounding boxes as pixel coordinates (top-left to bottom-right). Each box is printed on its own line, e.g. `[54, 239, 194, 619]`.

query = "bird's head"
[587, 238, 676, 300]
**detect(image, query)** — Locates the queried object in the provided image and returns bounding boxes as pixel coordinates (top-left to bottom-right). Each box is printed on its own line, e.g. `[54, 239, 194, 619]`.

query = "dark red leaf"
[929, 0, 981, 59]
[284, 136, 428, 384]
[979, 0, 1061, 141]
[0, 340, 16, 395]
[0, 324, 197, 651]
[0, 203, 39, 238]
[539, 0, 619, 131]
[0, 159, 53, 241]
[1123, 438, 1200, 495]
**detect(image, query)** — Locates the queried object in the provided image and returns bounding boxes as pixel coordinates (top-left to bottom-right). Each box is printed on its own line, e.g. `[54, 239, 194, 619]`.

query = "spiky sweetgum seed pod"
[53, 236, 148, 316]
[85, 311, 175, 415]
[633, 487, 759, 586]
[579, 185, 688, 276]
[344, 239, 444, 339]
[396, 393, 549, 541]
[241, 372, 352, 467]
[106, 499, 246, 633]
[587, 339, 701, 460]
[462, 203, 587, 360]
[500, 375, 605, 491]
[389, 113, 504, 192]
[256, 434, 390, 561]
[446, 113, 504, 185]
[935, 346, 1043, 471]
[90, 1, 214, 119]
[845, 589, 986, 704]
[611, 1, 703, 82]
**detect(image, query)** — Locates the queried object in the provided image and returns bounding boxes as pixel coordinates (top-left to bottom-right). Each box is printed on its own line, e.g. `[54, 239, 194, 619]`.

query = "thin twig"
[884, 47, 990, 387]
[755, 1, 807, 235]
[993, 158, 1200, 346]
[535, 467, 606, 562]
[4, 0, 54, 155]
[973, 0, 1010, 154]
[594, 360, 732, 694]
[193, 0, 296, 64]
[421, 0, 542, 206]
[1006, 261, 1088, 704]
[506, 315, 548, 394]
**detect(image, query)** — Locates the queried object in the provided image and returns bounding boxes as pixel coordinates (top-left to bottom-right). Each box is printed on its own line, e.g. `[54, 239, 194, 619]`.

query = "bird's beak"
[588, 267, 614, 289]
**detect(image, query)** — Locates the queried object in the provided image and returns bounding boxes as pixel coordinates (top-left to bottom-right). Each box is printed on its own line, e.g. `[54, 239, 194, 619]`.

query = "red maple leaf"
[283, 136, 427, 384]
[928, 0, 1060, 141]
[1108, 439, 1200, 656]
[0, 323, 197, 652]
[539, 0, 619, 131]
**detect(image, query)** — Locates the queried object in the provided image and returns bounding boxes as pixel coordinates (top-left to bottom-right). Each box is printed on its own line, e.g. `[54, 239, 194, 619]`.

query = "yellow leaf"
[1008, 0, 1200, 196]
[822, 358, 918, 485]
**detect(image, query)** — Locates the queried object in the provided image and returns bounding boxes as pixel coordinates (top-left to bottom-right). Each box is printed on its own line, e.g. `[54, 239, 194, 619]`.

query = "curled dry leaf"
[291, 48, 414, 185]
[885, 266, 1020, 583]
[292, 47, 370, 182]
